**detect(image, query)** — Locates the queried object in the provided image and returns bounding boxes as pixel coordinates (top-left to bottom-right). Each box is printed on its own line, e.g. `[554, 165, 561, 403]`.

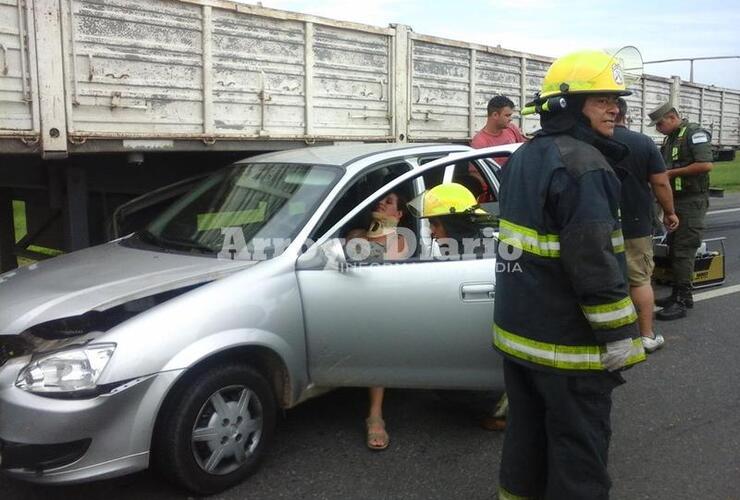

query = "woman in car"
[346, 191, 409, 264]
[345, 191, 408, 450]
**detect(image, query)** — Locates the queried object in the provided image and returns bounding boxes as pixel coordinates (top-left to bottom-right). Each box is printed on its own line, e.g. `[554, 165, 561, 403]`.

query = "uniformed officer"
[648, 102, 713, 320]
[493, 49, 646, 500]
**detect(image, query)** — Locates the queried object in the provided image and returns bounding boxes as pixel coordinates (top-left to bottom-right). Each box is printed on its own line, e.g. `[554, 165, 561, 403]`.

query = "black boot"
[655, 288, 678, 308]
[656, 285, 692, 321]
[678, 287, 694, 309]
[656, 300, 687, 321]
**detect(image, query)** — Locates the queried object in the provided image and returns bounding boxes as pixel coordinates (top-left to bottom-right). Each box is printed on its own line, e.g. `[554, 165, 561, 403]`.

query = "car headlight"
[15, 344, 116, 395]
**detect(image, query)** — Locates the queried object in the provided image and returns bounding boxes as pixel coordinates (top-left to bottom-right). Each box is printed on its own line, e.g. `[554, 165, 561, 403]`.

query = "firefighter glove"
[601, 338, 634, 372]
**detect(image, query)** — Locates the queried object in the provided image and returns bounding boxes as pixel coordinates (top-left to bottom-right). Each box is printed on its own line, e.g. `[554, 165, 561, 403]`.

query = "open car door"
[295, 144, 519, 390]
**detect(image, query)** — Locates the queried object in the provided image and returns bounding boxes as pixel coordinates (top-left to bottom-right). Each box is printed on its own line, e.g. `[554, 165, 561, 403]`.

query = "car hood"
[0, 239, 255, 335]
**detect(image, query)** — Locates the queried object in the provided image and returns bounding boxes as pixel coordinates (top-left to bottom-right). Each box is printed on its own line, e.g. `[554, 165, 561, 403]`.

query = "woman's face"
[429, 217, 447, 239]
[375, 193, 403, 221]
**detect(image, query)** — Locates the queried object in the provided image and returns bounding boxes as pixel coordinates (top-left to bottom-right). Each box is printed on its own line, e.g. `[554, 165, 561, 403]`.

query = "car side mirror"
[296, 238, 348, 271]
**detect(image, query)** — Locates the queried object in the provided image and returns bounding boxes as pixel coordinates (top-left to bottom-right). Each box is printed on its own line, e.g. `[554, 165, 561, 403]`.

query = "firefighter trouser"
[669, 195, 709, 288]
[498, 359, 625, 500]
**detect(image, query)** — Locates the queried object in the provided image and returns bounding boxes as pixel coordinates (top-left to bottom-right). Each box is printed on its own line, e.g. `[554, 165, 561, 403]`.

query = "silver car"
[0, 142, 517, 494]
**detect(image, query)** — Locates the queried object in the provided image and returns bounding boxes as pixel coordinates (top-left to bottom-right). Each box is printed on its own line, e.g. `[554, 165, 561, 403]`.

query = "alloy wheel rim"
[191, 384, 264, 475]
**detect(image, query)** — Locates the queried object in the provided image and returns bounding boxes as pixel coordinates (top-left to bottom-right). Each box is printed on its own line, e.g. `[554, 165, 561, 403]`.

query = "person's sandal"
[366, 416, 390, 451]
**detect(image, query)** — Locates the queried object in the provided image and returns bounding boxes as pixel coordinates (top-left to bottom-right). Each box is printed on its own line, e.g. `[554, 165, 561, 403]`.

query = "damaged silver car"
[0, 142, 516, 494]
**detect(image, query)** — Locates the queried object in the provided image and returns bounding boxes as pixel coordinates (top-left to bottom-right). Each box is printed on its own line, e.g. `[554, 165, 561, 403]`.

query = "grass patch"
[710, 156, 740, 192]
[13, 200, 33, 266]
[13, 200, 26, 242]
[17, 256, 35, 267]
[12, 201, 62, 266]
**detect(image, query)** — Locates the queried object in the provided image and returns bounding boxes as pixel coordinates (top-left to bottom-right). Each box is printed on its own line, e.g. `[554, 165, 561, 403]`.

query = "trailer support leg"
[0, 188, 18, 272]
[64, 166, 89, 251]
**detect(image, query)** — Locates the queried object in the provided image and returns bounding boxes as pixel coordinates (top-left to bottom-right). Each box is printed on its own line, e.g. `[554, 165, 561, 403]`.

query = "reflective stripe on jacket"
[494, 324, 645, 371]
[493, 133, 644, 374]
[662, 119, 711, 196]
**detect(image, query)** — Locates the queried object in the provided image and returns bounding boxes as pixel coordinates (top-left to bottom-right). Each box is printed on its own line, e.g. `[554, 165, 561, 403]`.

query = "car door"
[295, 145, 518, 390]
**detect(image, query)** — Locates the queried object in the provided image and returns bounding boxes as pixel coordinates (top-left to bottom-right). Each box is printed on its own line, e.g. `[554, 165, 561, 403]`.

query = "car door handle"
[460, 283, 495, 301]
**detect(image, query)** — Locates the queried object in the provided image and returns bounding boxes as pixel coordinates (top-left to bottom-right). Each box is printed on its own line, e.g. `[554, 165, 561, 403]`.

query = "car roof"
[236, 143, 469, 167]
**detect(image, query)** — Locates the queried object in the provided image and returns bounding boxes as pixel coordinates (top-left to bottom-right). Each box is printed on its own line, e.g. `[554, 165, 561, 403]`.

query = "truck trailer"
[1, 0, 738, 269]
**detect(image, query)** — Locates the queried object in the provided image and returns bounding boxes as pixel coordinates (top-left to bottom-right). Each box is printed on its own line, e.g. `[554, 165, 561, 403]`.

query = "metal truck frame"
[0, 0, 738, 267]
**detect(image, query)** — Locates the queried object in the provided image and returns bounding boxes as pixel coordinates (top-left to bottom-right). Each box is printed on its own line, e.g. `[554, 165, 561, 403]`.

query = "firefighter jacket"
[661, 119, 712, 198]
[493, 124, 646, 374]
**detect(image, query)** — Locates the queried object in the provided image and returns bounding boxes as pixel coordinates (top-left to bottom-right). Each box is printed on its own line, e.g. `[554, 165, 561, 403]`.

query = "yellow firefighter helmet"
[408, 183, 487, 218]
[540, 49, 635, 99]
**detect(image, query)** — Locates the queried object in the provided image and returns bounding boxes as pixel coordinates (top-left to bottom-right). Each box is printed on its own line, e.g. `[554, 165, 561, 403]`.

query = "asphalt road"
[3, 196, 740, 500]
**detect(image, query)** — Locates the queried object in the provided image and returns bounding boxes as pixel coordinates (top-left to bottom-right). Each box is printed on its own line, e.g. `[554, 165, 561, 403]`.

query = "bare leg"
[368, 386, 384, 418]
[366, 387, 389, 449]
[630, 284, 655, 336]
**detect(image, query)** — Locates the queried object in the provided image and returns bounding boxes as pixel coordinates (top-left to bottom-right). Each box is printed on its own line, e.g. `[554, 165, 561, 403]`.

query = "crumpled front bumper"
[0, 356, 183, 484]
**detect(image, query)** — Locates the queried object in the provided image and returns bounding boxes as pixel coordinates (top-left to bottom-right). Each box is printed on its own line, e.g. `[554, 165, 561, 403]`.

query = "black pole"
[0, 188, 18, 272]
[64, 166, 90, 251]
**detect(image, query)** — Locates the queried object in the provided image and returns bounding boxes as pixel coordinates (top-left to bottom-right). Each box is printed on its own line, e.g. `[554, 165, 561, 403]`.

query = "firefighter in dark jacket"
[493, 49, 646, 500]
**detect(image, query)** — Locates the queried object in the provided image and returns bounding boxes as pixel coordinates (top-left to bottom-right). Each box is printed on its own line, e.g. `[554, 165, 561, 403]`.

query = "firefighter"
[648, 102, 713, 320]
[407, 182, 489, 256]
[493, 49, 646, 500]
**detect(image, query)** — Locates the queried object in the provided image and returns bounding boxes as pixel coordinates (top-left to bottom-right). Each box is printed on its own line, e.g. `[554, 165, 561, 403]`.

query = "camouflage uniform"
[659, 118, 712, 311]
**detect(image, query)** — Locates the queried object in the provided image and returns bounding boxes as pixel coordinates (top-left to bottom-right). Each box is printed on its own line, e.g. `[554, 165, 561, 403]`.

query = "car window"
[481, 158, 502, 183]
[312, 160, 413, 240]
[333, 163, 498, 265]
[450, 160, 498, 203]
[127, 163, 340, 259]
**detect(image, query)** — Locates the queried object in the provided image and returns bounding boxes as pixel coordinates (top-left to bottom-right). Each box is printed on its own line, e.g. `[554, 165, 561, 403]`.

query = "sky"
[242, 0, 740, 90]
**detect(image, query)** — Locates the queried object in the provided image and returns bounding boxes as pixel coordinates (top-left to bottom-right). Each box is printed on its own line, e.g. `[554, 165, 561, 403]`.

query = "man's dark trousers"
[669, 194, 709, 288]
[499, 359, 625, 500]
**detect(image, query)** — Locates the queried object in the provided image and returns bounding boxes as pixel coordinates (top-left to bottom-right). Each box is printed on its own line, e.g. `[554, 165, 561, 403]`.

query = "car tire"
[153, 363, 277, 495]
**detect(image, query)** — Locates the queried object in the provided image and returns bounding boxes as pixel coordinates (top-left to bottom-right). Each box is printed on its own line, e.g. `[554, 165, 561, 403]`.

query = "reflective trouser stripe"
[498, 487, 536, 500]
[498, 219, 560, 257]
[493, 324, 646, 370]
[581, 296, 637, 330]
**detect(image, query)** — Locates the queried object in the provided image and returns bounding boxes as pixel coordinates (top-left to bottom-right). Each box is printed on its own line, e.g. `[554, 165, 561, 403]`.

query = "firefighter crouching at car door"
[493, 48, 646, 500]
[648, 102, 713, 321]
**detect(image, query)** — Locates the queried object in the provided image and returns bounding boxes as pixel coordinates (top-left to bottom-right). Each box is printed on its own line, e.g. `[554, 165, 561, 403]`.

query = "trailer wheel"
[153, 363, 277, 495]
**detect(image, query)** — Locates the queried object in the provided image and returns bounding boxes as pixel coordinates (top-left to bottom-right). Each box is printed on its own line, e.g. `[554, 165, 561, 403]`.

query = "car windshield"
[138, 163, 340, 259]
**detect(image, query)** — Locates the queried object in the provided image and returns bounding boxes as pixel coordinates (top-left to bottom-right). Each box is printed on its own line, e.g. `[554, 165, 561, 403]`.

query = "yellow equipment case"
[653, 237, 726, 289]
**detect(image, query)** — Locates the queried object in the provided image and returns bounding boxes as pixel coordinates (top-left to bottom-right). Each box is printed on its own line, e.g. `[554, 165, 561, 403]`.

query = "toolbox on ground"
[653, 237, 726, 289]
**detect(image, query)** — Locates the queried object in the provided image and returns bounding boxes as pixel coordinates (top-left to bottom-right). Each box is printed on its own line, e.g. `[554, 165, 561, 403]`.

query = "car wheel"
[153, 363, 277, 495]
